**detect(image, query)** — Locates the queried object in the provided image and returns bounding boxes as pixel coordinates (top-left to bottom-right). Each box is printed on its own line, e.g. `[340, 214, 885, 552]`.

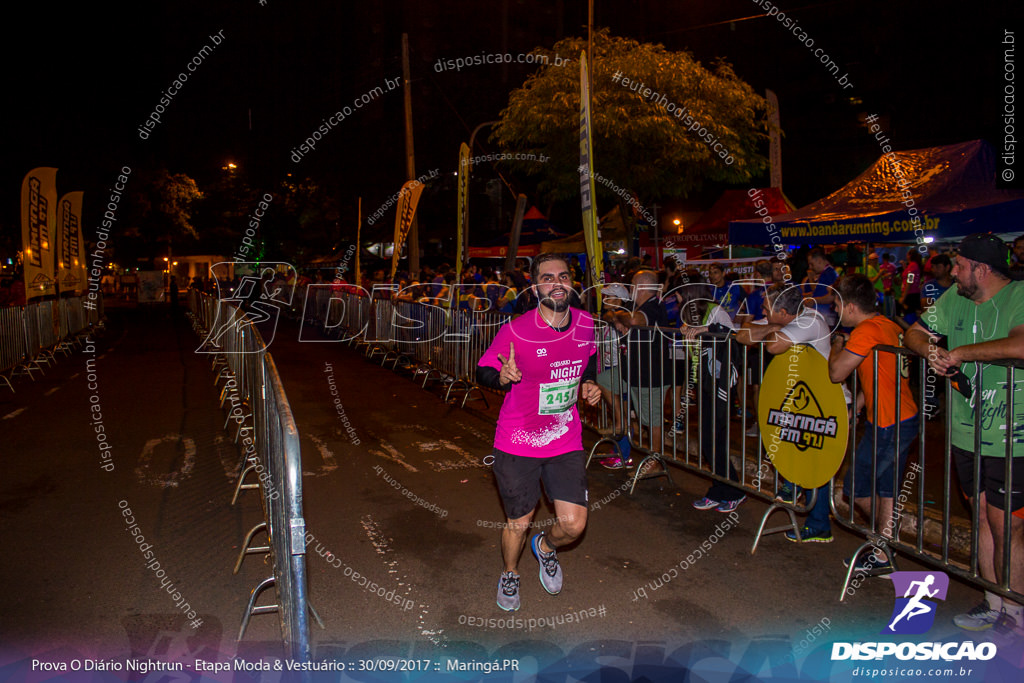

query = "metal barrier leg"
[839, 539, 901, 601]
[460, 386, 488, 409]
[750, 502, 802, 555]
[233, 522, 270, 574]
[237, 576, 277, 641]
[629, 454, 672, 495]
[231, 464, 261, 505]
[308, 601, 325, 630]
[586, 437, 621, 469]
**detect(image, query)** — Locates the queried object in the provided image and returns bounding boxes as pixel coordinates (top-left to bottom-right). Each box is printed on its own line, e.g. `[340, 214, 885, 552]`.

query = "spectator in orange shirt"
[828, 274, 920, 573]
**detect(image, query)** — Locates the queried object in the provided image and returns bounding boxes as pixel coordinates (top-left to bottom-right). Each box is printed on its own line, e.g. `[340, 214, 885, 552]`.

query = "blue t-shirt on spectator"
[713, 283, 746, 319]
[743, 286, 767, 321]
[808, 266, 838, 322]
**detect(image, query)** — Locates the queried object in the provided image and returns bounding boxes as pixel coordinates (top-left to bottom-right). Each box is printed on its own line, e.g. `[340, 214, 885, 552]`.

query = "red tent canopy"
[677, 188, 795, 252]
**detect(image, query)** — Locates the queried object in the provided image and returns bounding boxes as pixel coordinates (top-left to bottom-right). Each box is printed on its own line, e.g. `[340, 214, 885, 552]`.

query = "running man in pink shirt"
[477, 253, 601, 611]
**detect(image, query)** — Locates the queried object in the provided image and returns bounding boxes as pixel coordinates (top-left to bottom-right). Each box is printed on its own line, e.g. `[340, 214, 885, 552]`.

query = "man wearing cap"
[905, 233, 1024, 633]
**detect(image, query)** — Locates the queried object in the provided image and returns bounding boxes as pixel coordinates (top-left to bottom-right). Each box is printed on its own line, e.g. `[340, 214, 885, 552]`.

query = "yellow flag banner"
[758, 345, 849, 489]
[455, 142, 470, 286]
[579, 52, 603, 305]
[21, 167, 58, 299]
[390, 180, 425, 280]
[56, 191, 86, 294]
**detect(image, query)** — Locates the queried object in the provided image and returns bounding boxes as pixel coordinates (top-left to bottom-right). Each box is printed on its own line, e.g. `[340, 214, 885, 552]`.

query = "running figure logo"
[197, 262, 296, 354]
[882, 571, 949, 635]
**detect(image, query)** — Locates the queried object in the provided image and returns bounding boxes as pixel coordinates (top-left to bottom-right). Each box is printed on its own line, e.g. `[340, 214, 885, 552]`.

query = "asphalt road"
[1, 300, 1020, 680]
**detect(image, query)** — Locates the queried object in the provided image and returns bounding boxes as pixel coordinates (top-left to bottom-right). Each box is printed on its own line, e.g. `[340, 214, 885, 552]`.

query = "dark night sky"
[1, 0, 1016, 257]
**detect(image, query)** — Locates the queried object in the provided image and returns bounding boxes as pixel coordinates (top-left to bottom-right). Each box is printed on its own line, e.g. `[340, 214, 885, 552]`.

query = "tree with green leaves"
[493, 29, 771, 206]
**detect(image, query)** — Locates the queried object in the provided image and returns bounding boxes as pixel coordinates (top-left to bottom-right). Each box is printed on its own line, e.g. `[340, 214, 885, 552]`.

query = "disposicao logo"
[883, 571, 949, 635]
[832, 571, 997, 662]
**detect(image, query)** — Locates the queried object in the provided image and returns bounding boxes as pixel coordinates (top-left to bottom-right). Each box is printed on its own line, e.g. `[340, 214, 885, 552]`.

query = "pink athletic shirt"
[478, 307, 597, 457]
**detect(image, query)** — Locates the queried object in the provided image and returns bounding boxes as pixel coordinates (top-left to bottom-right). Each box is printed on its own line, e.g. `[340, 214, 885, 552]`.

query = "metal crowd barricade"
[2, 294, 106, 391]
[188, 292, 318, 661]
[833, 345, 1024, 606]
[0, 306, 26, 391]
[20, 302, 45, 374]
[584, 325, 811, 513]
[297, 286, 510, 407]
[212, 284, 1024, 609]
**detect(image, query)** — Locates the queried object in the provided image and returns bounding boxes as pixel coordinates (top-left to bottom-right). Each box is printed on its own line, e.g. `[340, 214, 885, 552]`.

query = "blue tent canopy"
[728, 140, 1024, 245]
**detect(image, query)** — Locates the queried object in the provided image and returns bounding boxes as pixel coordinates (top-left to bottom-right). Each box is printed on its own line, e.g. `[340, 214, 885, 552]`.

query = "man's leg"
[985, 497, 1024, 620]
[976, 492, 997, 583]
[545, 500, 588, 551]
[501, 509, 537, 573]
[952, 487, 1006, 629]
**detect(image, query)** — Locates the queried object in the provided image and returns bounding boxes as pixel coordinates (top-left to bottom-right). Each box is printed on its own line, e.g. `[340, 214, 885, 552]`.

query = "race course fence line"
[0, 295, 106, 392]
[188, 290, 320, 661]
[299, 288, 1023, 608]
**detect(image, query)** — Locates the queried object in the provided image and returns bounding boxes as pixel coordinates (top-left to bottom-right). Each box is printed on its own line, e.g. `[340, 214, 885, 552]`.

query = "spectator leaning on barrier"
[610, 269, 673, 463]
[904, 233, 1024, 633]
[682, 282, 746, 513]
[593, 283, 632, 443]
[476, 253, 600, 613]
[735, 260, 776, 438]
[829, 274, 919, 572]
[737, 285, 837, 541]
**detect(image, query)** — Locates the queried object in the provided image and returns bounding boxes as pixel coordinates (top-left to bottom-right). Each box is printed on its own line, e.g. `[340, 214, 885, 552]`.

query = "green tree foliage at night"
[117, 168, 203, 263]
[494, 29, 771, 204]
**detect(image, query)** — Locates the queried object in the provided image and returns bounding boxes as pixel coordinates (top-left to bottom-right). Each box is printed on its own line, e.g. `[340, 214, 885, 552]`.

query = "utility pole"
[402, 33, 420, 275]
[463, 120, 499, 259]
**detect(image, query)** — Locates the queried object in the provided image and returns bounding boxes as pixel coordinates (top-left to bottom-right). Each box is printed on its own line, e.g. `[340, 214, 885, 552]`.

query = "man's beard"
[540, 287, 571, 312]
[955, 273, 978, 300]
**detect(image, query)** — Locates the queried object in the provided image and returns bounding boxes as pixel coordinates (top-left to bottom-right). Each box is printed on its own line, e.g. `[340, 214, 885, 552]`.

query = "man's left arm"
[949, 323, 1024, 364]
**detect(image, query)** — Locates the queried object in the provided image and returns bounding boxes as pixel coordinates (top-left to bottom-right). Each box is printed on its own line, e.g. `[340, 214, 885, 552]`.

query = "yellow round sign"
[758, 345, 849, 489]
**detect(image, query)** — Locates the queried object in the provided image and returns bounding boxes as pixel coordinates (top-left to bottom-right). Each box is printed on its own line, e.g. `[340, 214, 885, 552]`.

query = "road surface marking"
[135, 434, 197, 488]
[361, 514, 443, 645]
[2, 408, 26, 420]
[422, 439, 487, 471]
[304, 434, 338, 476]
[368, 440, 418, 472]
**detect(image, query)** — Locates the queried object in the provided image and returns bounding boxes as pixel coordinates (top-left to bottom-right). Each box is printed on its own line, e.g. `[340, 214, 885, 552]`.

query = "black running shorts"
[952, 446, 1024, 512]
[491, 449, 588, 520]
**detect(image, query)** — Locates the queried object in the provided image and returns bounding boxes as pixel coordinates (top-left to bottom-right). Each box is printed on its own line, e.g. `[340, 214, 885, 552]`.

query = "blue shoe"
[776, 481, 800, 505]
[496, 571, 520, 611]
[716, 495, 746, 513]
[785, 525, 833, 543]
[692, 496, 720, 511]
[843, 552, 893, 574]
[531, 533, 562, 595]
